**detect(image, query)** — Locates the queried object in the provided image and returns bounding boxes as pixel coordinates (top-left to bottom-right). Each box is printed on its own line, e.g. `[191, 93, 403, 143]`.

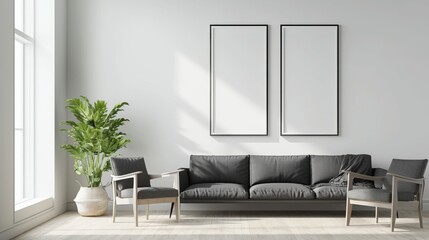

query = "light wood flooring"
[15, 210, 429, 240]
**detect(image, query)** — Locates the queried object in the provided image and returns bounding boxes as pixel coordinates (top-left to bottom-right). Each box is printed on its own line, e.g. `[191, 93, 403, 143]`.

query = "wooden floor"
[15, 210, 429, 240]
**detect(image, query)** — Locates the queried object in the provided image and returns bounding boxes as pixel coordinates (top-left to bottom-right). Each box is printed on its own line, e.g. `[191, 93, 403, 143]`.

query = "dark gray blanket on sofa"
[329, 154, 372, 185]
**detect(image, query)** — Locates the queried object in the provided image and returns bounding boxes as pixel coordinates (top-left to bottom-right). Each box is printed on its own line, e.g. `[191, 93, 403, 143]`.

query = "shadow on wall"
[174, 50, 281, 155]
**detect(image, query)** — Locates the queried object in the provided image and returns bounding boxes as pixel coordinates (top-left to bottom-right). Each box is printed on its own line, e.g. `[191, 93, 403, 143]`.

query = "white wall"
[0, 0, 16, 231]
[66, 0, 429, 205]
[0, 0, 68, 238]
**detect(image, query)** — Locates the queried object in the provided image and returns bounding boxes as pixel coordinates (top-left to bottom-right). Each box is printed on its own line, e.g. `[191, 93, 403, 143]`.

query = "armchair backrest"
[384, 159, 428, 194]
[111, 157, 151, 190]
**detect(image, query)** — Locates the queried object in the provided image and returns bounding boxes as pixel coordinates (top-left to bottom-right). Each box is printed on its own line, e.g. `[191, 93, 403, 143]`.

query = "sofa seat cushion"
[313, 184, 373, 200]
[347, 189, 415, 202]
[250, 183, 315, 200]
[120, 187, 178, 199]
[181, 183, 249, 200]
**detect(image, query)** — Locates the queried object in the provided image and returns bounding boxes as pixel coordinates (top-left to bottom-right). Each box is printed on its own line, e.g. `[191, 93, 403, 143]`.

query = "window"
[14, 0, 35, 206]
[14, 0, 55, 221]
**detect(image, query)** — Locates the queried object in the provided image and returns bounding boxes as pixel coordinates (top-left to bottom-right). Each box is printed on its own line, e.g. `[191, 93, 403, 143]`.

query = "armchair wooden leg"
[175, 198, 180, 222]
[112, 198, 116, 223]
[375, 207, 379, 223]
[146, 204, 150, 220]
[112, 182, 117, 223]
[133, 202, 138, 227]
[345, 198, 352, 226]
[418, 201, 424, 228]
[390, 206, 397, 232]
[391, 177, 398, 232]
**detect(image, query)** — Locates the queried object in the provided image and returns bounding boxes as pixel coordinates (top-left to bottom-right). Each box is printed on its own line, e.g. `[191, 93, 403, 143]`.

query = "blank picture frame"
[210, 24, 268, 136]
[280, 24, 339, 136]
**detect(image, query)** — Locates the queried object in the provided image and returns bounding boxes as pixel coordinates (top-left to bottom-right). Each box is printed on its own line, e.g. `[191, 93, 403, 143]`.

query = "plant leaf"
[61, 96, 131, 187]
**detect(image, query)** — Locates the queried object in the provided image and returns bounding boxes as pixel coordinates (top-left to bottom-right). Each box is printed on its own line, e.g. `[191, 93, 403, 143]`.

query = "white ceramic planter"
[74, 186, 109, 216]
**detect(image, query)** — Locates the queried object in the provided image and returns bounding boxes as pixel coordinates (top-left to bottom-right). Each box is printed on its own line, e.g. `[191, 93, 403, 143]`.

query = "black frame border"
[280, 24, 340, 136]
[210, 24, 269, 136]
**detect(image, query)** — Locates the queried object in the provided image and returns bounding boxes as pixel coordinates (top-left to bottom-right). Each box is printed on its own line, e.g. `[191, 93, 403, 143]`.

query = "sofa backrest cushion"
[310, 154, 372, 185]
[250, 155, 310, 186]
[189, 155, 249, 186]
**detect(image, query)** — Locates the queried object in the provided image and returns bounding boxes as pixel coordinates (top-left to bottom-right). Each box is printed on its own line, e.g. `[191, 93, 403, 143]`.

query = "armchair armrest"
[111, 171, 142, 181]
[148, 169, 185, 191]
[149, 169, 184, 180]
[389, 173, 425, 202]
[162, 169, 184, 176]
[388, 173, 425, 184]
[111, 171, 142, 199]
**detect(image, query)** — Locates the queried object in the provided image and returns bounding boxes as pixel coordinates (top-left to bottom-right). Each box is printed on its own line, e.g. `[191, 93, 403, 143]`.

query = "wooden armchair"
[110, 157, 182, 226]
[345, 159, 427, 232]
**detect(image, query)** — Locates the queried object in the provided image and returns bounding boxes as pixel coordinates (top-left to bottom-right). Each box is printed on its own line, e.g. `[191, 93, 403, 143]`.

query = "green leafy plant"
[61, 96, 131, 187]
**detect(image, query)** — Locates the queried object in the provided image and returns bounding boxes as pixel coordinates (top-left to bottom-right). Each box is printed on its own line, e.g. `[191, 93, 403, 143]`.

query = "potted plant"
[62, 96, 131, 216]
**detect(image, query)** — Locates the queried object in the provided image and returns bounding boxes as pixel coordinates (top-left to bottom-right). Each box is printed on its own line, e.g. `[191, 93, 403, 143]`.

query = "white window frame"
[14, 0, 56, 222]
[14, 0, 35, 207]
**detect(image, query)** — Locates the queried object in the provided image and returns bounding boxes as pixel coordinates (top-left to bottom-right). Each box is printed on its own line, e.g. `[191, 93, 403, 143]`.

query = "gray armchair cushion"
[111, 157, 151, 190]
[310, 154, 372, 185]
[347, 188, 415, 202]
[250, 183, 315, 200]
[384, 159, 428, 194]
[181, 183, 248, 200]
[120, 187, 178, 199]
[250, 155, 310, 185]
[189, 155, 249, 186]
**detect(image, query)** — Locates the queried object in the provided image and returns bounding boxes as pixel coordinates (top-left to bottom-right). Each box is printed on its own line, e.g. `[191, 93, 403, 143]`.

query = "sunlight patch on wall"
[174, 52, 214, 153]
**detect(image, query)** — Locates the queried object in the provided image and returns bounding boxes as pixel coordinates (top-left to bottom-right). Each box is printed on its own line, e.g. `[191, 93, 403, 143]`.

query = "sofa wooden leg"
[169, 202, 174, 219]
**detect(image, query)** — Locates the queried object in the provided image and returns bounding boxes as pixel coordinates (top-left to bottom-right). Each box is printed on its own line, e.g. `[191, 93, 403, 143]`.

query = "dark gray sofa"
[178, 154, 386, 203]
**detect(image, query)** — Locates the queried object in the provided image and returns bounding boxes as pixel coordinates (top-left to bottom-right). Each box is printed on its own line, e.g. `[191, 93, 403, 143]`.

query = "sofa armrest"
[372, 168, 387, 188]
[178, 168, 190, 192]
